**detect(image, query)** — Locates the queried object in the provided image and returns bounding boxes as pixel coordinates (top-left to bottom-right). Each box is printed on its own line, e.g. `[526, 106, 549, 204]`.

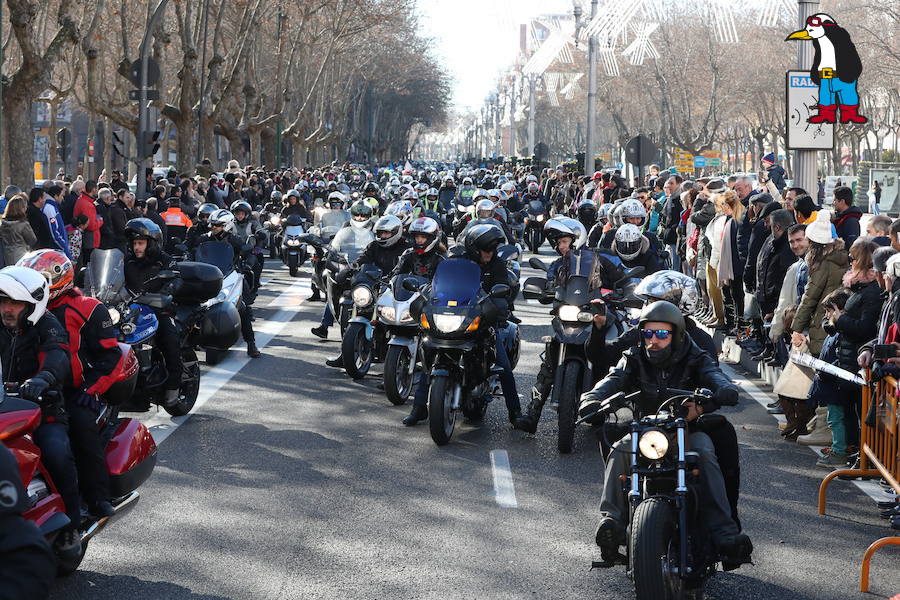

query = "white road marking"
[267, 276, 311, 308]
[721, 363, 892, 503]
[490, 449, 518, 508]
[145, 278, 310, 445]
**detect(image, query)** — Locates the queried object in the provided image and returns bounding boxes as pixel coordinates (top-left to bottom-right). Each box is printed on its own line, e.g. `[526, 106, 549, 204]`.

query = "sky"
[417, 0, 575, 112]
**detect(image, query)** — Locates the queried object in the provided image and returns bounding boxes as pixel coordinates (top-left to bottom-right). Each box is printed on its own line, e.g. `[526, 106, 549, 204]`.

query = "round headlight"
[432, 313, 466, 333]
[378, 306, 396, 322]
[638, 430, 669, 460]
[558, 305, 582, 322]
[352, 287, 373, 307]
[537, 214, 545, 222]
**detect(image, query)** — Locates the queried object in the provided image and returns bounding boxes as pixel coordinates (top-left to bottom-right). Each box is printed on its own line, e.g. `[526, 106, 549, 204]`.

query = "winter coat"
[659, 192, 682, 245]
[356, 238, 410, 275]
[832, 205, 862, 248]
[74, 192, 102, 249]
[765, 164, 787, 193]
[736, 192, 760, 266]
[832, 276, 881, 371]
[25, 203, 53, 250]
[0, 219, 36, 266]
[741, 201, 781, 292]
[771, 260, 802, 341]
[390, 248, 445, 281]
[755, 233, 797, 316]
[791, 248, 849, 355]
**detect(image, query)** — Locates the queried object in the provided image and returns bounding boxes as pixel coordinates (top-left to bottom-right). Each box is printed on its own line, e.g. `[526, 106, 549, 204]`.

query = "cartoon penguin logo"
[786, 13, 867, 125]
[0, 480, 18, 508]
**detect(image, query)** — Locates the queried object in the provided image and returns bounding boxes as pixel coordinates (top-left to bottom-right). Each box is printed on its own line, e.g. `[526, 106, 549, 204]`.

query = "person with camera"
[578, 301, 751, 569]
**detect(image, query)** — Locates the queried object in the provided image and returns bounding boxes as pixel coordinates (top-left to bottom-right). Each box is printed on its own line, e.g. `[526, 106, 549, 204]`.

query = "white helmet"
[327, 191, 346, 208]
[634, 270, 700, 316]
[613, 223, 646, 261]
[501, 181, 516, 195]
[620, 199, 647, 227]
[373, 215, 404, 247]
[209, 209, 236, 233]
[475, 199, 496, 219]
[385, 200, 414, 226]
[544, 217, 587, 250]
[525, 174, 538, 184]
[0, 266, 49, 325]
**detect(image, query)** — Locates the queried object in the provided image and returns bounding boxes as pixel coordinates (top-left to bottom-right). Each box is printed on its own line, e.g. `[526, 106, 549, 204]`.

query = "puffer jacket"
[755, 232, 797, 316]
[791, 248, 849, 355]
[832, 277, 881, 370]
[581, 334, 738, 417]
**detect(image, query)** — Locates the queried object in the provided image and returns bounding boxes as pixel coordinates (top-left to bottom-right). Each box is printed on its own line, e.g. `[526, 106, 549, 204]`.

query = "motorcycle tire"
[205, 348, 226, 366]
[166, 348, 200, 417]
[289, 263, 299, 277]
[557, 361, 581, 454]
[462, 384, 488, 422]
[384, 345, 414, 405]
[428, 374, 457, 446]
[56, 537, 88, 576]
[630, 497, 685, 600]
[269, 242, 277, 259]
[341, 322, 372, 380]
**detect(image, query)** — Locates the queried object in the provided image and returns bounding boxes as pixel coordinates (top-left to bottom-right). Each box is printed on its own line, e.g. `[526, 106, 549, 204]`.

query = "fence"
[818, 374, 900, 593]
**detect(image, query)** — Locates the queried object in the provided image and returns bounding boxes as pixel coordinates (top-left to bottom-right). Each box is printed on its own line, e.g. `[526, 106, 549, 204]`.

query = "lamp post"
[527, 74, 537, 157]
[794, 0, 819, 194]
[574, 0, 598, 175]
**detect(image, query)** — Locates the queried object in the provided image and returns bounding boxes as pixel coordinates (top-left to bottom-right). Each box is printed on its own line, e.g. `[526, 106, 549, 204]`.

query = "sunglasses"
[642, 328, 672, 340]
[805, 16, 833, 27]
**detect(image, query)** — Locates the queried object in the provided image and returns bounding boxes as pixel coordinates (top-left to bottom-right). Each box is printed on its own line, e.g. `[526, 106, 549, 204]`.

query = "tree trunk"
[248, 129, 262, 167]
[103, 117, 113, 176]
[5, 93, 36, 188]
[174, 118, 196, 175]
[261, 128, 275, 168]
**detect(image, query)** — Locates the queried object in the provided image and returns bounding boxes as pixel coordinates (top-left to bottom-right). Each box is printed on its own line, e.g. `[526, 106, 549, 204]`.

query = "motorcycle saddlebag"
[106, 418, 157, 498]
[102, 343, 140, 405]
[175, 261, 223, 304]
[200, 301, 241, 351]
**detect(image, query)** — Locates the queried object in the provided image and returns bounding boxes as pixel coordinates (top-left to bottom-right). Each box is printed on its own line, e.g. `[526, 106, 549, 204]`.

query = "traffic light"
[139, 130, 161, 158]
[112, 131, 126, 158]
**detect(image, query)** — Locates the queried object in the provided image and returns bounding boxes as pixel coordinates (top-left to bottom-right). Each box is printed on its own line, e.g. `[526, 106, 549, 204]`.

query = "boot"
[516, 387, 547, 434]
[798, 407, 832, 446]
[310, 325, 328, 339]
[839, 104, 868, 124]
[402, 404, 428, 426]
[808, 104, 837, 124]
[325, 355, 343, 368]
[779, 397, 798, 437]
[786, 402, 813, 441]
[246, 341, 261, 358]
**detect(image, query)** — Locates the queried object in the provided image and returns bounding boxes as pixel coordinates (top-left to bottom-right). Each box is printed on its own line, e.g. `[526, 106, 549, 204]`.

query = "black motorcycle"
[579, 388, 721, 600]
[523, 253, 642, 453]
[523, 199, 547, 253]
[341, 264, 385, 379]
[417, 258, 511, 446]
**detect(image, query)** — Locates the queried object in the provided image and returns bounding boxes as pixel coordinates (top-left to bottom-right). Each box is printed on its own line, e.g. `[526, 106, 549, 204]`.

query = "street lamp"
[574, 0, 598, 176]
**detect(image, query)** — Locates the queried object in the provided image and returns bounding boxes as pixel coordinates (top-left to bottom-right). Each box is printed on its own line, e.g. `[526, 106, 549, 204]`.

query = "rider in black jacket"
[355, 215, 410, 274]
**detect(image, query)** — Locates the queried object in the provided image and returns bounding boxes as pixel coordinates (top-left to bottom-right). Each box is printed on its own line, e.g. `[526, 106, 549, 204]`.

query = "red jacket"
[48, 289, 123, 395]
[74, 192, 102, 247]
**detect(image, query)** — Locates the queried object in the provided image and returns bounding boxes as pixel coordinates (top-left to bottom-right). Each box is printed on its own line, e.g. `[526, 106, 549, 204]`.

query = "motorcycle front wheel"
[384, 345, 414, 405]
[631, 497, 693, 600]
[288, 255, 299, 277]
[341, 322, 373, 380]
[428, 374, 457, 446]
[557, 361, 582, 453]
[166, 348, 200, 417]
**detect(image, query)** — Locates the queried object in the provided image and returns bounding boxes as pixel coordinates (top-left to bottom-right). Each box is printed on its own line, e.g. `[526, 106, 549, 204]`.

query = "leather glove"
[20, 373, 53, 402]
[75, 390, 101, 412]
[714, 386, 739, 407]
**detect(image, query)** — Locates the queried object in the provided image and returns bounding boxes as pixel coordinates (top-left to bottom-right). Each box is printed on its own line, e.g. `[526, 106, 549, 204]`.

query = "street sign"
[694, 156, 706, 168]
[625, 135, 658, 168]
[785, 70, 834, 150]
[129, 89, 160, 101]
[128, 58, 161, 88]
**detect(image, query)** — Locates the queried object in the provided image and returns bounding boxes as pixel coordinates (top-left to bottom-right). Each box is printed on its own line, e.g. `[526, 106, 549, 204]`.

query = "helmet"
[614, 223, 645, 261]
[230, 200, 252, 220]
[316, 180, 326, 189]
[443, 175, 455, 185]
[473, 188, 489, 202]
[270, 190, 283, 202]
[597, 203, 612, 223]
[415, 182, 429, 196]
[465, 223, 505, 256]
[638, 300, 686, 345]
[401, 175, 413, 185]
[198, 203, 219, 221]
[462, 177, 473, 186]
[610, 202, 625, 228]
[363, 181, 379, 195]
[386, 200, 414, 226]
[286, 189, 302, 203]
[402, 189, 419, 203]
[544, 217, 587, 250]
[634, 270, 701, 316]
[16, 249, 73, 302]
[486, 189, 501, 200]
[125, 217, 163, 243]
[577, 199, 598, 219]
[349, 201, 374, 229]
[327, 191, 345, 208]
[525, 174, 538, 184]
[501, 181, 516, 195]
[620, 199, 647, 227]
[426, 187, 439, 199]
[209, 209, 236, 233]
[526, 182, 540, 195]
[475, 199, 496, 219]
[0, 266, 49, 325]
[373, 215, 403, 247]
[409, 217, 440, 254]
[592, 171, 603, 181]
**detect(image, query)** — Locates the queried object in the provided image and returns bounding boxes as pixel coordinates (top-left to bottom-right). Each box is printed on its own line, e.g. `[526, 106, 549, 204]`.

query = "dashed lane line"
[490, 449, 519, 508]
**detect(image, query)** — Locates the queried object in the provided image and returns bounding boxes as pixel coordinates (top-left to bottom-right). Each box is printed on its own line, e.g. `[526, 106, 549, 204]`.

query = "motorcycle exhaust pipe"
[80, 490, 141, 543]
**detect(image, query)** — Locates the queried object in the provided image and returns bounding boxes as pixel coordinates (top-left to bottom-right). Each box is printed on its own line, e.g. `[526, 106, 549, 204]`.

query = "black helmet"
[638, 300, 686, 365]
[230, 200, 252, 218]
[465, 223, 505, 256]
[349, 201, 374, 229]
[198, 203, 219, 221]
[125, 218, 162, 258]
[363, 181, 379, 195]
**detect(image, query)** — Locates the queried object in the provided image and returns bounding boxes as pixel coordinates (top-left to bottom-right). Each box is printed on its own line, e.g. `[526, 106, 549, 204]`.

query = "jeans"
[320, 303, 335, 328]
[826, 404, 847, 454]
[33, 422, 81, 529]
[818, 77, 859, 106]
[600, 431, 739, 541]
[65, 398, 110, 504]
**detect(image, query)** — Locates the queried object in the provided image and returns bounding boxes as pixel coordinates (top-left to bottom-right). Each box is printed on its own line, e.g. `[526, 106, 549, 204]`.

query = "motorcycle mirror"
[156, 270, 177, 281]
[489, 284, 510, 298]
[174, 243, 188, 254]
[522, 277, 547, 300]
[402, 278, 421, 293]
[528, 256, 549, 271]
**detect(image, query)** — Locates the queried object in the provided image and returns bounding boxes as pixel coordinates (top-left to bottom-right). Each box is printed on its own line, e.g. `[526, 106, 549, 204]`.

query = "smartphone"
[874, 344, 897, 360]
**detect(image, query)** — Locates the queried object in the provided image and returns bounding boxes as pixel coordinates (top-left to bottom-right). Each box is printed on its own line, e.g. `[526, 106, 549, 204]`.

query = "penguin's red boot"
[839, 105, 868, 124]
[808, 104, 837, 124]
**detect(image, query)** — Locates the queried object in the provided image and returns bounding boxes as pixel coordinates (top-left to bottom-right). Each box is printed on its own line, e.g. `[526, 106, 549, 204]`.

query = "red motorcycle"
[0, 343, 157, 574]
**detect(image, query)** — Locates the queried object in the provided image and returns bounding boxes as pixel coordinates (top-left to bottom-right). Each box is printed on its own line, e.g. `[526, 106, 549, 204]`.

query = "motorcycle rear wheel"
[557, 361, 581, 453]
[55, 537, 88, 576]
[166, 349, 200, 417]
[384, 345, 413, 405]
[341, 322, 372, 379]
[631, 497, 690, 600]
[428, 374, 457, 446]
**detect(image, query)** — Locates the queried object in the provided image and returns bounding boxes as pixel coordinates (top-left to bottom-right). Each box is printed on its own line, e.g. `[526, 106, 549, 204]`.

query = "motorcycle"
[523, 199, 548, 253]
[417, 257, 512, 446]
[1, 377, 154, 576]
[579, 388, 722, 600]
[523, 254, 642, 453]
[280, 214, 308, 277]
[195, 241, 246, 365]
[264, 212, 282, 259]
[341, 264, 385, 380]
[87, 248, 240, 415]
[377, 273, 427, 405]
[324, 226, 375, 336]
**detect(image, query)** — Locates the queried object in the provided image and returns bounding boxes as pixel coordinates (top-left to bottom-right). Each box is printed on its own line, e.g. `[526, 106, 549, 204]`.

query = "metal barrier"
[818, 374, 900, 593]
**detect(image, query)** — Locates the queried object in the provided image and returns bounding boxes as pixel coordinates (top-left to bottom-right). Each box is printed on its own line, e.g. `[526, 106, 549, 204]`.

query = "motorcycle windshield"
[392, 274, 428, 302]
[331, 227, 373, 263]
[195, 241, 235, 277]
[320, 211, 350, 231]
[528, 200, 545, 214]
[431, 258, 482, 307]
[88, 248, 127, 305]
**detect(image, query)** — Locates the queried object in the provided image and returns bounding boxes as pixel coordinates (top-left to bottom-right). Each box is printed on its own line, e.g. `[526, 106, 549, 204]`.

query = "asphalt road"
[47, 252, 900, 600]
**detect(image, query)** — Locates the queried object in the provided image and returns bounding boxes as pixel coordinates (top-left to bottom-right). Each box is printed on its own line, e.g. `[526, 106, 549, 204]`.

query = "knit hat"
[761, 152, 776, 165]
[806, 209, 837, 244]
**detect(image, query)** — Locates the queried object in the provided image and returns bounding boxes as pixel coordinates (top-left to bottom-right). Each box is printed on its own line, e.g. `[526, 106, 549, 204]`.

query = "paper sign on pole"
[786, 70, 835, 150]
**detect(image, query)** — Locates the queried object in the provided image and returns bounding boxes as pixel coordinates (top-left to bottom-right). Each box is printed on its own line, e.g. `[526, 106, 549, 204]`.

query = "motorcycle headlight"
[537, 214, 545, 222]
[558, 305, 593, 323]
[352, 287, 373, 307]
[378, 306, 396, 322]
[638, 430, 669, 460]
[397, 309, 413, 323]
[432, 313, 466, 333]
[270, 216, 281, 226]
[108, 307, 120, 325]
[287, 239, 301, 246]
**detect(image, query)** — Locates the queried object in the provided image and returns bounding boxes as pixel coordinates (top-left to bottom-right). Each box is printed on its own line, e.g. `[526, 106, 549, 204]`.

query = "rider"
[354, 215, 410, 274]
[612, 224, 663, 275]
[458, 199, 515, 245]
[123, 218, 186, 401]
[597, 198, 660, 251]
[0, 267, 76, 557]
[195, 210, 261, 358]
[186, 202, 219, 249]
[517, 217, 626, 434]
[579, 301, 752, 569]
[231, 200, 266, 295]
[18, 249, 124, 520]
[281, 189, 311, 221]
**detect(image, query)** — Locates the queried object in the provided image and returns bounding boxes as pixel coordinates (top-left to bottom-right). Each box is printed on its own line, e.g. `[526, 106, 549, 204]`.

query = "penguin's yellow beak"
[786, 29, 813, 40]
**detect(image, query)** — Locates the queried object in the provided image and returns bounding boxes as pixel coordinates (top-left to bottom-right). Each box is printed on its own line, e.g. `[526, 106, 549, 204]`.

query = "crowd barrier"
[818, 374, 900, 593]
